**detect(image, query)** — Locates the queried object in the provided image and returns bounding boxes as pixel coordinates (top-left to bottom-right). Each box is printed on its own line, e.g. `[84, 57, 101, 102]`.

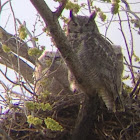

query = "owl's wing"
[97, 36, 122, 111]
[99, 66, 119, 112]
[79, 33, 122, 111]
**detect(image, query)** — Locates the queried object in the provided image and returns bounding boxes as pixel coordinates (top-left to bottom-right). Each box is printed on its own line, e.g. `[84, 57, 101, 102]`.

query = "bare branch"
[121, 0, 140, 20]
[124, 62, 140, 69]
[0, 0, 12, 14]
[118, 14, 135, 84]
[0, 68, 35, 96]
[87, 0, 91, 14]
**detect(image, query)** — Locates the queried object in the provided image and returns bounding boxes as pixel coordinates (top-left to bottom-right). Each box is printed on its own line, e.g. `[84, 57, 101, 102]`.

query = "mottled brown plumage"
[67, 11, 123, 112]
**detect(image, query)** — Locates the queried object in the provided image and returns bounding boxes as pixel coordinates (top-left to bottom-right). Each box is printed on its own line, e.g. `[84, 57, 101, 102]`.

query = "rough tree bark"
[72, 94, 100, 140]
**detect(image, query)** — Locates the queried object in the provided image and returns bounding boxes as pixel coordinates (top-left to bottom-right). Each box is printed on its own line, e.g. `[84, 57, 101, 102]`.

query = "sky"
[0, 0, 140, 91]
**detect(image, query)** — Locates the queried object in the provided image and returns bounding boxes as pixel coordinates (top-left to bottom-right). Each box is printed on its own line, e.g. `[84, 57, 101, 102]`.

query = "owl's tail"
[100, 90, 116, 112]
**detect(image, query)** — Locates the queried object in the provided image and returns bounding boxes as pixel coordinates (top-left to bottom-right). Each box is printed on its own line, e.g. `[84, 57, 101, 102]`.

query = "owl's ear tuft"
[70, 10, 75, 20]
[89, 11, 96, 21]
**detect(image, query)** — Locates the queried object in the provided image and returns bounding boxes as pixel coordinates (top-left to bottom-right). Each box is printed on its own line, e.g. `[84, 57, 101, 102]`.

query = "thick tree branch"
[72, 94, 100, 140]
[0, 45, 34, 83]
[0, 26, 35, 64]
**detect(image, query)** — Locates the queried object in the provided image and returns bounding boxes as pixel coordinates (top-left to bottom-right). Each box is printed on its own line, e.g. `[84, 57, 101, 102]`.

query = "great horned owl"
[34, 50, 71, 96]
[67, 11, 123, 112]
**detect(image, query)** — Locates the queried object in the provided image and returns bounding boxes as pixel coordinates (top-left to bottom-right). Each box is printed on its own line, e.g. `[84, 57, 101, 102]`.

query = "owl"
[34, 50, 71, 96]
[67, 11, 123, 112]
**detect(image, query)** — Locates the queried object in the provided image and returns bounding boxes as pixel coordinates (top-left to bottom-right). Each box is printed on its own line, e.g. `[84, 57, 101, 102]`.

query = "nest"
[0, 92, 140, 140]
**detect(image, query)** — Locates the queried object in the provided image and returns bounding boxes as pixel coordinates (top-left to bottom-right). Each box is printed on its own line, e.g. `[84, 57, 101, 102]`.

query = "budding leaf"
[2, 44, 11, 53]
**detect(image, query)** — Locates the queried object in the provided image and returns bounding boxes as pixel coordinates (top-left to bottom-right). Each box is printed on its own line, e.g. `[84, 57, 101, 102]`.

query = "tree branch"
[0, 45, 34, 83]
[55, 0, 68, 17]
[121, 0, 140, 20]
[0, 26, 35, 64]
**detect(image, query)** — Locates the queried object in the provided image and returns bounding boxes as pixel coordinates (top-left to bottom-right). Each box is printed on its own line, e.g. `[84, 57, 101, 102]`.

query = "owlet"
[34, 51, 71, 96]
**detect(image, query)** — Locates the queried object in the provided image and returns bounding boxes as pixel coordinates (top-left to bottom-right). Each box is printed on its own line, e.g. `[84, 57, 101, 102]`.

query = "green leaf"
[111, 3, 119, 14]
[28, 48, 41, 57]
[98, 12, 106, 21]
[27, 115, 42, 126]
[18, 25, 27, 39]
[25, 101, 35, 110]
[65, 1, 80, 13]
[45, 117, 63, 131]
[2, 44, 11, 53]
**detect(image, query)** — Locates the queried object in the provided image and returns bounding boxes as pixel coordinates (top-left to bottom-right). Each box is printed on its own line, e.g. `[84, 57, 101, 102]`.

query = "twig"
[124, 63, 140, 69]
[87, 0, 91, 14]
[55, 0, 68, 17]
[118, 13, 135, 84]
[16, 18, 37, 48]
[105, 15, 114, 38]
[130, 77, 140, 98]
[121, 0, 140, 20]
[121, 0, 135, 65]
[0, 69, 36, 96]
[0, 0, 12, 14]
[9, 0, 23, 85]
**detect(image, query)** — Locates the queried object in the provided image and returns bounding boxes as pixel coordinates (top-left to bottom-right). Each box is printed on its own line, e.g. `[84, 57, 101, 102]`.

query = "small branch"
[124, 62, 140, 69]
[0, 68, 35, 96]
[121, 0, 140, 20]
[0, 0, 12, 14]
[55, 0, 68, 17]
[118, 13, 135, 84]
[16, 18, 37, 48]
[122, 9, 140, 20]
[105, 15, 114, 38]
[130, 77, 140, 98]
[87, 0, 91, 14]
[0, 80, 28, 102]
[124, 57, 136, 82]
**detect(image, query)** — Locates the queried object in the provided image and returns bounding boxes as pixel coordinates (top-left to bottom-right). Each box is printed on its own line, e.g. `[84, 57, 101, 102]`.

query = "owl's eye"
[45, 55, 51, 59]
[72, 22, 78, 26]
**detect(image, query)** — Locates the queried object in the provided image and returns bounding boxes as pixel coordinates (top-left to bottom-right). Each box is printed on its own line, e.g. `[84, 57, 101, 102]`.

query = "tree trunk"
[72, 93, 100, 140]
